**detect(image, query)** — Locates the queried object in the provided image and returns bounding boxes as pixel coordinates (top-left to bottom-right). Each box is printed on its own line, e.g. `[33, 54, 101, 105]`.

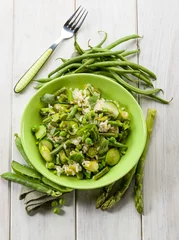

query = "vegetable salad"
[32, 84, 131, 180]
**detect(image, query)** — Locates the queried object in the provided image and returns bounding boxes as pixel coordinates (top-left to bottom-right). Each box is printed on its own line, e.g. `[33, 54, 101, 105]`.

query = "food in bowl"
[32, 84, 131, 180]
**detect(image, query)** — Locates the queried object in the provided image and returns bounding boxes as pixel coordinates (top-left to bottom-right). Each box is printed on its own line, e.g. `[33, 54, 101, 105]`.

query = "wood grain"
[11, 1, 75, 240]
[75, 1, 141, 240]
[0, 1, 13, 239]
[138, 0, 179, 239]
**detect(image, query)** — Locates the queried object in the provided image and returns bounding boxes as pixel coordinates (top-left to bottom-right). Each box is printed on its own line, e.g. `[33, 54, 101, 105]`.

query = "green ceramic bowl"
[21, 73, 146, 189]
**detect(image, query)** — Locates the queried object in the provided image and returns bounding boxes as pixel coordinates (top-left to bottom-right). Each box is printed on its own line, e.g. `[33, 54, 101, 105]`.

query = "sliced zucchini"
[39, 139, 53, 151]
[35, 125, 46, 140]
[94, 101, 119, 119]
[39, 144, 52, 162]
[102, 101, 119, 119]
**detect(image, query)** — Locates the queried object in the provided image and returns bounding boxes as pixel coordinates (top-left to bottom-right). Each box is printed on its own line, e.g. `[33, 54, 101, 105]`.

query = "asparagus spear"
[134, 108, 157, 214]
[96, 182, 115, 208]
[101, 166, 137, 210]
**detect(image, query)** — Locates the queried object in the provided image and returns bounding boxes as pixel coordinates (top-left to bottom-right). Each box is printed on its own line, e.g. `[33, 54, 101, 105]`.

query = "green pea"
[59, 198, 65, 205]
[53, 207, 60, 214]
[46, 162, 55, 169]
[60, 131, 67, 137]
[51, 201, 58, 207]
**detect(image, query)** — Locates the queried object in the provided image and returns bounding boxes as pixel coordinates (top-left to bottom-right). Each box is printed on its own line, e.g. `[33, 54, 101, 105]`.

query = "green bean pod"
[42, 177, 73, 193]
[34, 78, 52, 83]
[14, 134, 34, 168]
[121, 49, 140, 57]
[88, 61, 157, 80]
[11, 161, 41, 180]
[1, 172, 61, 196]
[93, 166, 109, 180]
[100, 71, 161, 95]
[51, 63, 82, 79]
[74, 39, 85, 54]
[48, 50, 130, 77]
[105, 34, 141, 50]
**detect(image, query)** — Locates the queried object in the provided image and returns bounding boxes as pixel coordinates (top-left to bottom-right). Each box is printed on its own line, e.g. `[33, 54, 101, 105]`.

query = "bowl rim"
[21, 73, 147, 189]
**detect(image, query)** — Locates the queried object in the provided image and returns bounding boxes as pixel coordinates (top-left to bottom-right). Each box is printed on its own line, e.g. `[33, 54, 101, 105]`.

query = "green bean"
[121, 49, 140, 57]
[34, 83, 45, 89]
[48, 50, 130, 77]
[109, 142, 128, 149]
[148, 95, 173, 104]
[95, 31, 108, 48]
[88, 61, 157, 79]
[108, 120, 123, 127]
[120, 73, 138, 84]
[42, 116, 52, 123]
[50, 140, 70, 156]
[55, 57, 68, 63]
[11, 161, 41, 180]
[34, 78, 52, 83]
[1, 172, 61, 196]
[93, 166, 109, 180]
[74, 39, 85, 54]
[73, 59, 95, 74]
[106, 67, 140, 74]
[54, 87, 67, 96]
[67, 88, 73, 103]
[85, 31, 108, 54]
[42, 177, 73, 193]
[94, 71, 117, 79]
[99, 133, 117, 137]
[67, 105, 78, 119]
[118, 55, 154, 84]
[105, 34, 141, 50]
[132, 72, 154, 86]
[109, 72, 161, 95]
[14, 134, 34, 168]
[51, 63, 82, 79]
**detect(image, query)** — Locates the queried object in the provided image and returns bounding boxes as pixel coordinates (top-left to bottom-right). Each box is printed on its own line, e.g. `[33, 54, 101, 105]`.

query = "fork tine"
[64, 5, 81, 26]
[73, 11, 88, 34]
[68, 7, 84, 28]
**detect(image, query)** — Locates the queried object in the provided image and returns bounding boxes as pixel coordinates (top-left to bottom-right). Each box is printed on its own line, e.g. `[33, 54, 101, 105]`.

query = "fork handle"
[14, 44, 57, 93]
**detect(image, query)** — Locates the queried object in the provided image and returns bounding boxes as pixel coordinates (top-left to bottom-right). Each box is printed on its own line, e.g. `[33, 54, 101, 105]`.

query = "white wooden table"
[0, 0, 179, 239]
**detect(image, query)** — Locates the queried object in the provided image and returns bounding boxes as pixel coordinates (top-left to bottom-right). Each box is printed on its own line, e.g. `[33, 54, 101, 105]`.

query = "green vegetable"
[105, 148, 120, 166]
[46, 162, 55, 169]
[14, 134, 34, 168]
[105, 34, 141, 50]
[48, 50, 131, 77]
[88, 95, 98, 108]
[51, 200, 58, 207]
[101, 165, 137, 210]
[39, 144, 52, 162]
[134, 109, 157, 214]
[53, 207, 60, 214]
[67, 105, 78, 119]
[93, 166, 109, 180]
[1, 172, 61, 197]
[35, 125, 46, 140]
[96, 183, 115, 208]
[41, 177, 73, 193]
[82, 161, 99, 172]
[59, 198, 65, 205]
[39, 139, 53, 151]
[11, 161, 41, 180]
[40, 93, 56, 105]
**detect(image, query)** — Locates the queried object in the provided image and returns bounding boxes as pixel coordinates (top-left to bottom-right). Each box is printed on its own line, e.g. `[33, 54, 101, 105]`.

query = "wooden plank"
[138, 0, 179, 239]
[11, 1, 75, 240]
[0, 1, 13, 239]
[75, 1, 141, 240]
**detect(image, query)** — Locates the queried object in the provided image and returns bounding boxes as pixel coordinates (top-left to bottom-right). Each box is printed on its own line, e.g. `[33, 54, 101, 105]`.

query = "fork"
[14, 6, 88, 93]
